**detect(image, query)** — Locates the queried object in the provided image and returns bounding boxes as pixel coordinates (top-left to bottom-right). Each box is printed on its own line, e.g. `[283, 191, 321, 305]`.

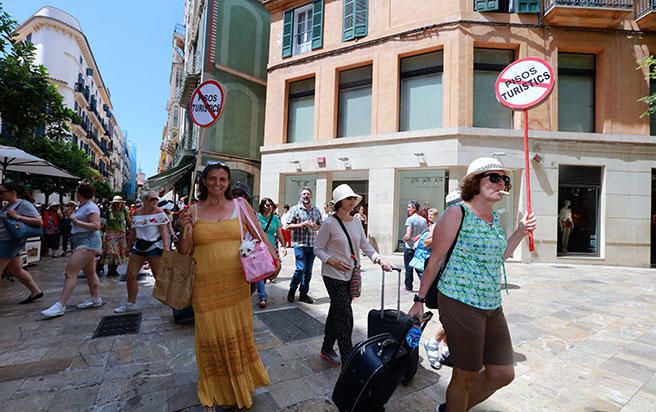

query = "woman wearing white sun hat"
[314, 184, 394, 366]
[409, 157, 536, 412]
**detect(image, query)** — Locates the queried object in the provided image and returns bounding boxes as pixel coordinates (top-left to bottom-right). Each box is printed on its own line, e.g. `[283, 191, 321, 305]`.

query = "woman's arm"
[275, 224, 287, 256]
[71, 212, 101, 231]
[176, 206, 194, 255]
[408, 206, 463, 318]
[504, 212, 536, 259]
[158, 220, 171, 251]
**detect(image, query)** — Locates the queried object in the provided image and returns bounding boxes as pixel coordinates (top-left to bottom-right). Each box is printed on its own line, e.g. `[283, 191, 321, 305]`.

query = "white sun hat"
[332, 184, 362, 208]
[465, 157, 511, 179]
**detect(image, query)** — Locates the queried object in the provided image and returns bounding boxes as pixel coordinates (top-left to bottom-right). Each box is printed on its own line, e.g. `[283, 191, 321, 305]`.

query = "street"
[0, 253, 655, 411]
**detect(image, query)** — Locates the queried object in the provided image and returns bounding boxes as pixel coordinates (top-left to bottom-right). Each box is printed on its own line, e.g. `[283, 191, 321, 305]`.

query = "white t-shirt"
[131, 212, 169, 251]
[71, 201, 100, 234]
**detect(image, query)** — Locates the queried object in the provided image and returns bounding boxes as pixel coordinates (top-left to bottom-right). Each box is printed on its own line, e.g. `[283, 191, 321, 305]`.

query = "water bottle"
[405, 319, 422, 350]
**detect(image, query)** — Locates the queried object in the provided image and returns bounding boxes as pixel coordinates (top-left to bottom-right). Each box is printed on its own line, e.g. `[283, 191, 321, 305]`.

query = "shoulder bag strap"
[263, 214, 274, 232]
[333, 215, 357, 266]
[235, 199, 264, 242]
[443, 204, 466, 267]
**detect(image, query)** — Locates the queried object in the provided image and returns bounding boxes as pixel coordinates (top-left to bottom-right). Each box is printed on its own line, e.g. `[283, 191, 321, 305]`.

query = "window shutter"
[517, 0, 540, 13]
[474, 0, 500, 12]
[311, 0, 323, 50]
[282, 10, 293, 58]
[354, 0, 368, 38]
[343, 0, 355, 41]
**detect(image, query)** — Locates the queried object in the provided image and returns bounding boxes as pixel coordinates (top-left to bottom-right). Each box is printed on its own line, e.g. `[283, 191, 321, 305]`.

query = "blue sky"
[5, 0, 183, 177]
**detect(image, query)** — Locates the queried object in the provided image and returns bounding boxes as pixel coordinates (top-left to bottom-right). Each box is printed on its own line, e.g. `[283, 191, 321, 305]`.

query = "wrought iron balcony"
[635, 0, 656, 28]
[545, 0, 633, 27]
[172, 130, 198, 166]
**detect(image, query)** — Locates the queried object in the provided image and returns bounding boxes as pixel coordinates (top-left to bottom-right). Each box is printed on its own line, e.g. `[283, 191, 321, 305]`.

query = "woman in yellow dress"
[178, 162, 280, 410]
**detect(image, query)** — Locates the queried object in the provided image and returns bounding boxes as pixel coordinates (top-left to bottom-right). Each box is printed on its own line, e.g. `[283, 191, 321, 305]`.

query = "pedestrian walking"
[114, 191, 169, 313]
[354, 205, 367, 234]
[59, 200, 75, 256]
[408, 208, 438, 279]
[0, 182, 44, 304]
[402, 200, 427, 292]
[42, 184, 103, 318]
[42, 202, 62, 258]
[102, 196, 130, 278]
[409, 157, 536, 412]
[314, 184, 393, 366]
[286, 186, 322, 304]
[256, 197, 287, 308]
[177, 162, 277, 410]
[280, 204, 292, 247]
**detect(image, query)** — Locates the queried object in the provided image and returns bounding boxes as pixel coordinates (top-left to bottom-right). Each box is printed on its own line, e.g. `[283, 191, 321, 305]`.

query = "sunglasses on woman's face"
[346, 196, 357, 201]
[149, 197, 158, 202]
[483, 173, 511, 186]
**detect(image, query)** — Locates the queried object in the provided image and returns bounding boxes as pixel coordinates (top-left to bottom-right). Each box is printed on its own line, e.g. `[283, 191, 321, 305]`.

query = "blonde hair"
[428, 208, 439, 216]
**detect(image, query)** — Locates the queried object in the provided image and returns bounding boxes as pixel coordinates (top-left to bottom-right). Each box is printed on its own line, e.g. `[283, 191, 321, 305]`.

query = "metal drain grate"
[93, 313, 141, 338]
[255, 308, 324, 343]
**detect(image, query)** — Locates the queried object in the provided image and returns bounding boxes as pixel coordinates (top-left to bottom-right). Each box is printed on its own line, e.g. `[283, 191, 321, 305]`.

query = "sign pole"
[523, 109, 534, 251]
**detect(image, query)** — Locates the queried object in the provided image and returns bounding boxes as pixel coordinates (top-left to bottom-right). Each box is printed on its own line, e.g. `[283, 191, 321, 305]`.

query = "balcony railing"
[545, 0, 633, 11]
[172, 130, 198, 165]
[636, 0, 656, 18]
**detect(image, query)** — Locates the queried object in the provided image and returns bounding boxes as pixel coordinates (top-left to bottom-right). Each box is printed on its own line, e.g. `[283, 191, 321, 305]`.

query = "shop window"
[284, 174, 317, 207]
[396, 170, 447, 251]
[338, 65, 372, 137]
[473, 48, 514, 129]
[400, 51, 443, 131]
[282, 1, 323, 58]
[558, 165, 602, 256]
[558, 53, 595, 133]
[287, 78, 315, 143]
[343, 0, 368, 41]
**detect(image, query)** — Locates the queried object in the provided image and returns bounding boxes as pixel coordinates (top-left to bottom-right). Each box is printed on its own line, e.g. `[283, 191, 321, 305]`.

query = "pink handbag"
[235, 198, 276, 283]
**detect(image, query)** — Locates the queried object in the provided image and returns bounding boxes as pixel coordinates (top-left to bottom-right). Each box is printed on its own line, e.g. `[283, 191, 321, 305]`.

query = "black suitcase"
[367, 268, 419, 384]
[172, 306, 194, 324]
[333, 314, 433, 412]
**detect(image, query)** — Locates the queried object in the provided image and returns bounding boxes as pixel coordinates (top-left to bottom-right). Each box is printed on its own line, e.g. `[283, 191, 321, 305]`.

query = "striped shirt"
[437, 205, 507, 310]
[288, 202, 322, 247]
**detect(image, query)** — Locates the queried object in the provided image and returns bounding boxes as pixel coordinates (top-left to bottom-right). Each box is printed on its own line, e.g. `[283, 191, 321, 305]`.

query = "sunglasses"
[149, 197, 158, 201]
[483, 173, 511, 186]
[346, 196, 358, 200]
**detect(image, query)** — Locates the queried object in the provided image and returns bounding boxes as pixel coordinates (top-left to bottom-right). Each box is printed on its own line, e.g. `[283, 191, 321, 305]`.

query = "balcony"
[172, 130, 198, 166]
[177, 53, 201, 107]
[635, 0, 656, 28]
[545, 0, 633, 28]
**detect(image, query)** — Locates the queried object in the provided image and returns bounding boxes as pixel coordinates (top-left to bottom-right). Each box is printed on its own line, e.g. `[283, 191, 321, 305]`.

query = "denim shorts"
[0, 239, 23, 259]
[130, 247, 163, 257]
[71, 231, 103, 254]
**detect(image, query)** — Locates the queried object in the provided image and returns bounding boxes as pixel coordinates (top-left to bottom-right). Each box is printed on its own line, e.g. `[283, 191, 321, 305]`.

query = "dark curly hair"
[77, 183, 95, 200]
[459, 173, 483, 201]
[198, 162, 233, 201]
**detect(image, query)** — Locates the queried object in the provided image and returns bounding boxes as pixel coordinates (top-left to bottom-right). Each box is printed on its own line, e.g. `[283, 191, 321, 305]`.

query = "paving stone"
[0, 378, 23, 401]
[167, 382, 199, 411]
[95, 378, 130, 405]
[602, 356, 656, 385]
[280, 397, 335, 411]
[119, 389, 169, 412]
[48, 384, 100, 412]
[268, 376, 318, 408]
[266, 358, 315, 385]
[1, 391, 56, 411]
[249, 389, 279, 412]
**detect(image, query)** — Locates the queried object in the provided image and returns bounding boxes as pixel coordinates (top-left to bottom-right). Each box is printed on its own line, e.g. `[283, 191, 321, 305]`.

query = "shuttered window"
[287, 78, 315, 143]
[343, 0, 368, 42]
[473, 48, 514, 129]
[282, 2, 324, 58]
[558, 53, 595, 133]
[338, 65, 372, 137]
[400, 51, 444, 131]
[517, 0, 540, 13]
[474, 0, 500, 12]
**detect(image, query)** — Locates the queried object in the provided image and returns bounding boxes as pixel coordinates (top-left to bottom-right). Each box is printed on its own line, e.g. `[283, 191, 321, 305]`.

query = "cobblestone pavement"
[0, 252, 654, 411]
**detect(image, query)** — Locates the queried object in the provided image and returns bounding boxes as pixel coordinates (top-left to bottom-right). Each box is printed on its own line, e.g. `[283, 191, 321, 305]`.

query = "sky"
[5, 0, 183, 177]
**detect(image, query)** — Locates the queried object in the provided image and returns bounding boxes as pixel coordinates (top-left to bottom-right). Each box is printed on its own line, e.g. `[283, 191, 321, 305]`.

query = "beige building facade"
[261, 0, 656, 267]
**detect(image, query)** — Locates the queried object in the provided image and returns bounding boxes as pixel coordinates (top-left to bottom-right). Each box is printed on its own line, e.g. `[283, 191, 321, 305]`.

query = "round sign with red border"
[189, 80, 226, 128]
[495, 57, 555, 110]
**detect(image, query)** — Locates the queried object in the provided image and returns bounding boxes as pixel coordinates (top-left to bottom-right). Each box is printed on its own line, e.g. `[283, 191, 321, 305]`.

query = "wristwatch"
[413, 294, 425, 303]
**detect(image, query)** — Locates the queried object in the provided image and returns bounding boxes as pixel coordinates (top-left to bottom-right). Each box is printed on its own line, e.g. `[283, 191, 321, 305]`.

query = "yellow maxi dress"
[192, 216, 270, 409]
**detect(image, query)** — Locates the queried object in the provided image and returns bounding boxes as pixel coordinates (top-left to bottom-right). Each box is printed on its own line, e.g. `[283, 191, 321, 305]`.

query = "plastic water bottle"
[405, 320, 422, 349]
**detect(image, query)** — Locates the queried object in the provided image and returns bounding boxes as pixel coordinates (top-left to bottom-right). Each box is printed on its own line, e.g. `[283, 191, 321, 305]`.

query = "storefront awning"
[146, 161, 194, 192]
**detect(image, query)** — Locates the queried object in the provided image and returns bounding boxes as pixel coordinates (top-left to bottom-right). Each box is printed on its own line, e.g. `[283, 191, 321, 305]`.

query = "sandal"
[423, 337, 442, 370]
[258, 300, 267, 309]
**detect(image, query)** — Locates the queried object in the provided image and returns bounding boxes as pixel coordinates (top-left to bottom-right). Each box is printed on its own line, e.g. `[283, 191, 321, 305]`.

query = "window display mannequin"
[559, 200, 574, 253]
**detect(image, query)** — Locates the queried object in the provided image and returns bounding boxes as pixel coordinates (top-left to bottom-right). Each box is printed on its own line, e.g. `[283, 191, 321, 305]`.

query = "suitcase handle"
[380, 266, 402, 321]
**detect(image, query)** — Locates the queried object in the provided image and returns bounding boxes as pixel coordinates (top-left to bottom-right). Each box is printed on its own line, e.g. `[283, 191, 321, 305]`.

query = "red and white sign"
[189, 80, 226, 128]
[495, 57, 554, 110]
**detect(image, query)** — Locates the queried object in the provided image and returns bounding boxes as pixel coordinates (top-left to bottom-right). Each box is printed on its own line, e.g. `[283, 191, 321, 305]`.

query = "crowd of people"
[0, 156, 536, 412]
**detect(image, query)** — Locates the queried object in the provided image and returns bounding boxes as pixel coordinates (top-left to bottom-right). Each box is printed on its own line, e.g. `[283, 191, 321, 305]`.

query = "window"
[338, 65, 372, 137]
[172, 107, 179, 128]
[474, 0, 539, 13]
[287, 78, 315, 143]
[282, 1, 323, 58]
[474, 48, 513, 128]
[558, 165, 602, 256]
[26, 33, 32, 43]
[343, 0, 368, 41]
[558, 53, 595, 133]
[400, 51, 443, 131]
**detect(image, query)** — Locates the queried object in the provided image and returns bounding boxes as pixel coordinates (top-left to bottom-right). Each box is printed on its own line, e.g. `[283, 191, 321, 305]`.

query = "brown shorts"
[437, 292, 514, 371]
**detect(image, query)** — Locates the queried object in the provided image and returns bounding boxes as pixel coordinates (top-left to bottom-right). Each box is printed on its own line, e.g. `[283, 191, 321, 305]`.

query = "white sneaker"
[76, 297, 103, 309]
[42, 302, 65, 318]
[114, 301, 138, 313]
[424, 337, 442, 370]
